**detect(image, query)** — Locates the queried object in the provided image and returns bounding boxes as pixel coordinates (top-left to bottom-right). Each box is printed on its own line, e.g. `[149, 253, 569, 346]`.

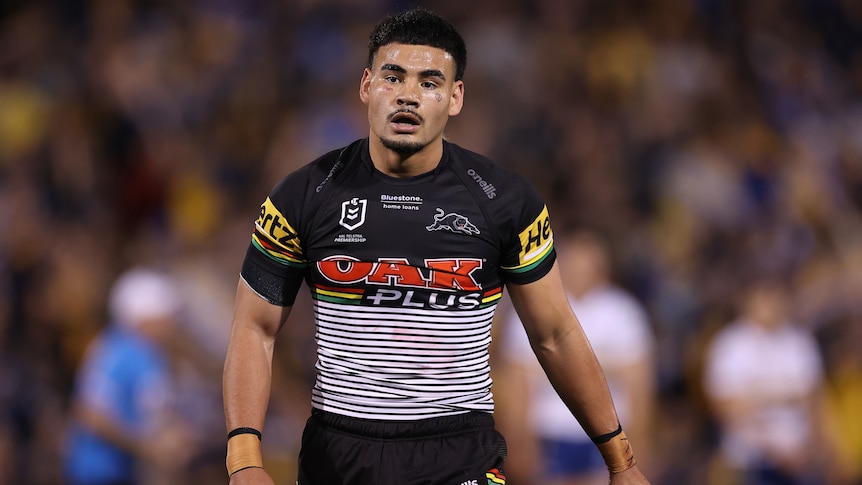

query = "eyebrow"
[380, 63, 447, 81]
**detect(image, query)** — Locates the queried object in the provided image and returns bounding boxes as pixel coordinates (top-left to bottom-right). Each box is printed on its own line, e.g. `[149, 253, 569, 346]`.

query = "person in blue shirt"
[63, 267, 196, 485]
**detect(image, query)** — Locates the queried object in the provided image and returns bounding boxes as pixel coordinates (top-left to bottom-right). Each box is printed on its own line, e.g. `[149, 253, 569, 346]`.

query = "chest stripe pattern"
[310, 298, 496, 420]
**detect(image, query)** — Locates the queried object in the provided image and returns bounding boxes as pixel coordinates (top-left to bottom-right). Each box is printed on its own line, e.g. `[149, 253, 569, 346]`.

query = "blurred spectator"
[62, 267, 198, 485]
[702, 279, 830, 485]
[496, 230, 656, 485]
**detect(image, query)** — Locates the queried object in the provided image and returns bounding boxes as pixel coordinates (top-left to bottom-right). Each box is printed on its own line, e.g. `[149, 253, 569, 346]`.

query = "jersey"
[241, 138, 556, 421]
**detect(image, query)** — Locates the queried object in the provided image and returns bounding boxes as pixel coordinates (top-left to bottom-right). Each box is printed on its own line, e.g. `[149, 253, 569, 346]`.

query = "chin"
[380, 137, 427, 156]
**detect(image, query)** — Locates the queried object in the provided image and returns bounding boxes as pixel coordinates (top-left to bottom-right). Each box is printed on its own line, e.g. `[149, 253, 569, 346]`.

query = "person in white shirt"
[703, 278, 827, 485]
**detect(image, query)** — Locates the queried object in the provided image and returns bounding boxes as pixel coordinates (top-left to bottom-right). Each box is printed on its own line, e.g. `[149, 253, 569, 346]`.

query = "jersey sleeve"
[240, 171, 310, 306]
[498, 179, 556, 284]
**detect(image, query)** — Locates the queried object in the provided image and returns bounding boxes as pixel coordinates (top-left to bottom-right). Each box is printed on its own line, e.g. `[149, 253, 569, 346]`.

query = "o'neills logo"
[467, 168, 497, 199]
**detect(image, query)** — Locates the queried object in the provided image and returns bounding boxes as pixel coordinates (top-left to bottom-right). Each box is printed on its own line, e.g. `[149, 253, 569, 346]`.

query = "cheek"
[369, 86, 393, 110]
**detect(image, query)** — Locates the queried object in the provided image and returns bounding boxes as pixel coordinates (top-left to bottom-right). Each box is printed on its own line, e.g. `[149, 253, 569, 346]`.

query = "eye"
[421, 81, 439, 89]
[384, 75, 401, 83]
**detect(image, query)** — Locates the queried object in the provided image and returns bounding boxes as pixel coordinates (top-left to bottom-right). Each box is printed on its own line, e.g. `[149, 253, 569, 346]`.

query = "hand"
[609, 465, 651, 484]
[229, 467, 276, 485]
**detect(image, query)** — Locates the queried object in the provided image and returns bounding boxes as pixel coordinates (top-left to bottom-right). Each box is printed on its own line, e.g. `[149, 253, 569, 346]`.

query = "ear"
[359, 68, 372, 105]
[448, 80, 464, 116]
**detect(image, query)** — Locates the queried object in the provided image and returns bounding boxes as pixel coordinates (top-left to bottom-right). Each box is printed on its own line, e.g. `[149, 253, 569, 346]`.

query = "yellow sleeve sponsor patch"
[514, 205, 553, 268]
[255, 197, 302, 255]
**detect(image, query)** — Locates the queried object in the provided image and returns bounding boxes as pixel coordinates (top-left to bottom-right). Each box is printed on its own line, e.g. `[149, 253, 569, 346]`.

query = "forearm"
[535, 328, 641, 477]
[223, 322, 276, 432]
[616, 360, 656, 467]
[222, 320, 276, 478]
[531, 324, 620, 438]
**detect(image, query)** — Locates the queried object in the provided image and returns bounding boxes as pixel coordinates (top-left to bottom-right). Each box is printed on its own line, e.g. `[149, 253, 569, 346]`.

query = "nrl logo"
[426, 208, 480, 235]
[339, 198, 367, 230]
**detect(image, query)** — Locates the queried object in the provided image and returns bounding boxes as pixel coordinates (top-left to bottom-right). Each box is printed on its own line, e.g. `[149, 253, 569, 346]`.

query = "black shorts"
[297, 409, 508, 485]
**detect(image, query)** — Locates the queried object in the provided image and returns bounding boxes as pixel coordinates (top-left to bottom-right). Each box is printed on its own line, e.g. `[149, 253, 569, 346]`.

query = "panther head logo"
[426, 208, 480, 235]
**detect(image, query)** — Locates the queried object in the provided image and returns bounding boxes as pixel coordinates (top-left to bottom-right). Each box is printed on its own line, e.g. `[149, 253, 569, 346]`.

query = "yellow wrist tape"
[226, 433, 264, 476]
[596, 430, 637, 474]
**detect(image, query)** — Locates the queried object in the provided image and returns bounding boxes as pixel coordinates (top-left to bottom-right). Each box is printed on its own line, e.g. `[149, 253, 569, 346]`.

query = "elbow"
[529, 325, 577, 357]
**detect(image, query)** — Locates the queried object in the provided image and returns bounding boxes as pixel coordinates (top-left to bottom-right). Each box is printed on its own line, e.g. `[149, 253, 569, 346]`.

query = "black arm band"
[228, 427, 262, 441]
[590, 423, 623, 444]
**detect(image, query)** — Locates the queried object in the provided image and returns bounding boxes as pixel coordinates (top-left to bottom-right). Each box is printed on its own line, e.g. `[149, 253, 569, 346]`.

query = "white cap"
[109, 267, 181, 328]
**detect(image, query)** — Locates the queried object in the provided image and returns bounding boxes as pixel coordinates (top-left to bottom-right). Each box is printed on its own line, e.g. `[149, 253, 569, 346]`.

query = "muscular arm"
[223, 279, 292, 441]
[505, 262, 650, 483]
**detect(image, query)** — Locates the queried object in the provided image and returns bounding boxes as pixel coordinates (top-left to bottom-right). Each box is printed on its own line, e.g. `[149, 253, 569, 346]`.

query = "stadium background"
[0, 0, 860, 483]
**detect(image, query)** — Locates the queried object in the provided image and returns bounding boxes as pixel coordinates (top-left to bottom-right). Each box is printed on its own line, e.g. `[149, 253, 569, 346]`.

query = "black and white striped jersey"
[241, 138, 556, 420]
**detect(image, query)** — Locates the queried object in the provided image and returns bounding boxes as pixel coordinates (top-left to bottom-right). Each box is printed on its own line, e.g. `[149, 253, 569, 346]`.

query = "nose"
[396, 80, 420, 107]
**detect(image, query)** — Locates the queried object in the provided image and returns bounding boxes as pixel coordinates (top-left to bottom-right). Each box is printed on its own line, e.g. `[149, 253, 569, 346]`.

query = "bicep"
[231, 278, 293, 340]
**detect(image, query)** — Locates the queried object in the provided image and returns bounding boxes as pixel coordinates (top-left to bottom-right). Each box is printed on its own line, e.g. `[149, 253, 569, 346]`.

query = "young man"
[223, 8, 650, 485]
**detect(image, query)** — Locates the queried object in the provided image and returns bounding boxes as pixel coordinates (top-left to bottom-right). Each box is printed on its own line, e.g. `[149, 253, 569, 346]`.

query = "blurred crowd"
[0, 0, 860, 483]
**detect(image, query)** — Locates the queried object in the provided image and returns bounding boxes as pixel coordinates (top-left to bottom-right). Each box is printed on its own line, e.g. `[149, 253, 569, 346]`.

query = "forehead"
[373, 43, 455, 75]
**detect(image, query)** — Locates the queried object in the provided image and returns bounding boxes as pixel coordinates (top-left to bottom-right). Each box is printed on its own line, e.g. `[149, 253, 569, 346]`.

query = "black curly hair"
[367, 8, 467, 81]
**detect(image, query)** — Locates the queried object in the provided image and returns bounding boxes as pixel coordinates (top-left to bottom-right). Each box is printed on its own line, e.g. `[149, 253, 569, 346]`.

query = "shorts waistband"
[309, 408, 495, 440]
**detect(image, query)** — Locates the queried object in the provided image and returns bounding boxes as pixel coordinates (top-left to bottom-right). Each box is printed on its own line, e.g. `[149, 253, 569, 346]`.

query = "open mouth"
[389, 110, 422, 132]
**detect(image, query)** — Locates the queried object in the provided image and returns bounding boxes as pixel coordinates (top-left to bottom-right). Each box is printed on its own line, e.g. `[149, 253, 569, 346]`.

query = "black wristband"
[590, 423, 623, 444]
[228, 427, 262, 441]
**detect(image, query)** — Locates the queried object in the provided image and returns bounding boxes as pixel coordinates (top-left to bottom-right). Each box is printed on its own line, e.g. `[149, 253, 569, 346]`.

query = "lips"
[389, 110, 422, 133]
